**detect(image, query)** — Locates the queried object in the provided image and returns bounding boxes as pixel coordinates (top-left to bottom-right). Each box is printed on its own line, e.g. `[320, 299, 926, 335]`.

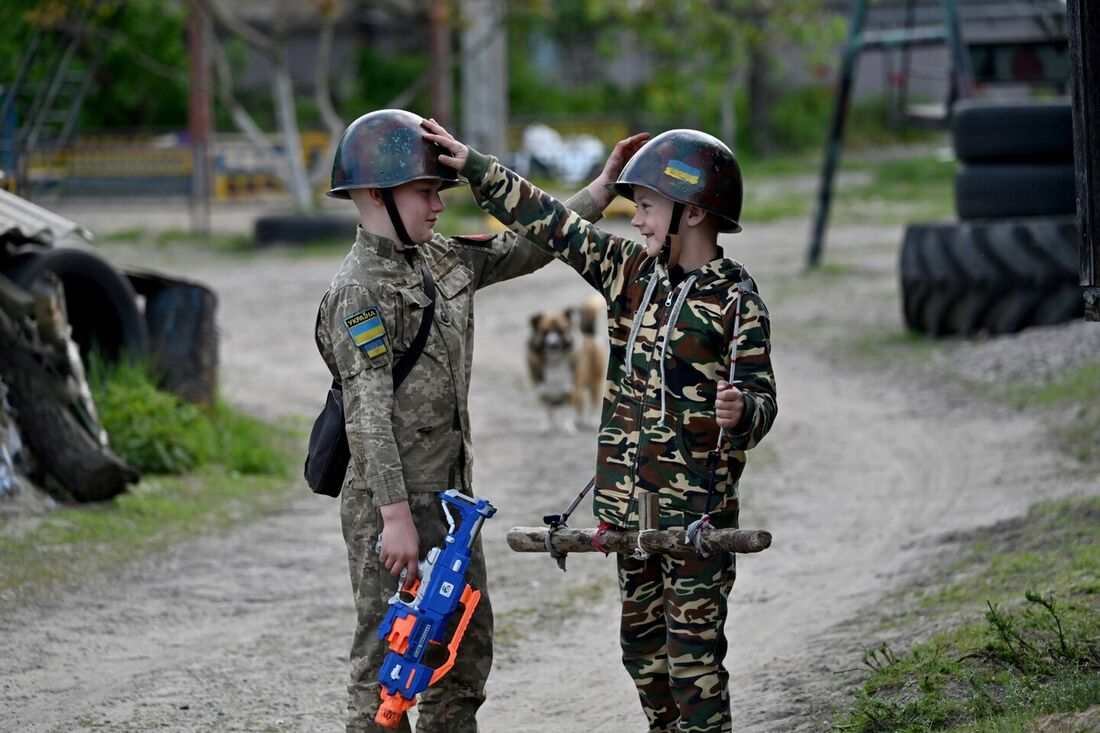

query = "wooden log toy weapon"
[507, 525, 771, 558]
[511, 494, 771, 562]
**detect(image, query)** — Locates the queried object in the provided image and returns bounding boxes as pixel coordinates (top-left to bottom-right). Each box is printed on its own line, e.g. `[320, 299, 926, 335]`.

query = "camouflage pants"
[341, 488, 493, 733]
[616, 549, 737, 733]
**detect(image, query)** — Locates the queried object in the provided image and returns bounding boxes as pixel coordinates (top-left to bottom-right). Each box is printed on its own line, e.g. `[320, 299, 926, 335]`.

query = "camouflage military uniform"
[315, 188, 602, 733]
[460, 149, 777, 732]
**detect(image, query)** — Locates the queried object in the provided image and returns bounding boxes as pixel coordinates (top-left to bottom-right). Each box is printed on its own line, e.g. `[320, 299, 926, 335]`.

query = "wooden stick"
[507, 526, 772, 557]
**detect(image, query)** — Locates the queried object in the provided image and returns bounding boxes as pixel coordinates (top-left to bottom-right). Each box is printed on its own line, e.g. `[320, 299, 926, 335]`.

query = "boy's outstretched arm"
[422, 119, 647, 297]
[422, 119, 647, 292]
[423, 117, 648, 213]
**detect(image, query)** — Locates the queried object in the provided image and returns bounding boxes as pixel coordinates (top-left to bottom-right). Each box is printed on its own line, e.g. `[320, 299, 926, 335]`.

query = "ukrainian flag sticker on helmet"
[664, 159, 701, 185]
[345, 307, 388, 358]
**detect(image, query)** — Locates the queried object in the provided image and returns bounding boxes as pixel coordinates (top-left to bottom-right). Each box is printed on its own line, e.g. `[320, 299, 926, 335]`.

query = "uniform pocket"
[434, 256, 473, 333]
[674, 409, 720, 479]
[395, 286, 432, 350]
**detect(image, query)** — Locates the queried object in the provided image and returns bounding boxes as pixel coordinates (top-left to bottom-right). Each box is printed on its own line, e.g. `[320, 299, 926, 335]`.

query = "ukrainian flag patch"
[345, 307, 388, 359]
[664, 159, 701, 185]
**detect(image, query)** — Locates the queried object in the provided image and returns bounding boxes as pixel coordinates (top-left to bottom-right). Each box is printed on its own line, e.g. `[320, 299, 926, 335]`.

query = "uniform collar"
[693, 248, 747, 288]
[652, 246, 744, 289]
[354, 225, 419, 262]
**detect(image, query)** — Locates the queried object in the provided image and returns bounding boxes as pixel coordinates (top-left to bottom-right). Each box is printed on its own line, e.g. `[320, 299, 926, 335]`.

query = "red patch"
[453, 234, 495, 246]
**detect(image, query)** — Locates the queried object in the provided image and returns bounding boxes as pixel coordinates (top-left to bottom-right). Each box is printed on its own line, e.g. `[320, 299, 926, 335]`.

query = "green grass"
[742, 146, 956, 226]
[1002, 362, 1100, 465]
[833, 498, 1100, 732]
[848, 329, 944, 371]
[90, 358, 290, 475]
[0, 464, 298, 610]
[835, 154, 956, 224]
[0, 361, 301, 610]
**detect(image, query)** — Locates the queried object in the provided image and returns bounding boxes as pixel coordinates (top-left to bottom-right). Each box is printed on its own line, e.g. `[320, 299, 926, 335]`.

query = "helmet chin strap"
[659, 201, 686, 281]
[381, 187, 416, 247]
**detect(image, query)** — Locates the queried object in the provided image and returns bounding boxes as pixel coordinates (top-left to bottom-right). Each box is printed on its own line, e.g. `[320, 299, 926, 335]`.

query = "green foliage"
[2, 0, 188, 130]
[834, 498, 1100, 732]
[344, 44, 429, 118]
[89, 358, 288, 476]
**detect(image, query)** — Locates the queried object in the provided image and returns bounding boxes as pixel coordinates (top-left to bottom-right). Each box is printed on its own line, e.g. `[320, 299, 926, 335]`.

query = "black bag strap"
[392, 260, 436, 391]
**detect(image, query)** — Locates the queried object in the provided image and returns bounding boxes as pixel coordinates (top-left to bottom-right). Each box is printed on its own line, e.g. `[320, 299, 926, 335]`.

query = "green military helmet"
[610, 129, 743, 233]
[328, 109, 461, 199]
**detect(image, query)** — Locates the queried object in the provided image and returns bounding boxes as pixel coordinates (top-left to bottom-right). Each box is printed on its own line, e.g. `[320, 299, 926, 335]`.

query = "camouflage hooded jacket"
[462, 149, 778, 530]
[315, 189, 603, 507]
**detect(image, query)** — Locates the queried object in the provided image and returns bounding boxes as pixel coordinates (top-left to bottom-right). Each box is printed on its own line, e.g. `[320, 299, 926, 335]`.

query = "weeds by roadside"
[832, 498, 1100, 732]
[90, 358, 287, 475]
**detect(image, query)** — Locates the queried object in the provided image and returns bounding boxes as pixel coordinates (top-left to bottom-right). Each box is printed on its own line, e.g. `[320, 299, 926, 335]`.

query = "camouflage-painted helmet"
[610, 129, 743, 233]
[328, 109, 461, 199]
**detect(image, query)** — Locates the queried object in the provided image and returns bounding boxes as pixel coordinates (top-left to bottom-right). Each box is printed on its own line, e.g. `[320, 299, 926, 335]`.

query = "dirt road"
[1, 207, 1094, 732]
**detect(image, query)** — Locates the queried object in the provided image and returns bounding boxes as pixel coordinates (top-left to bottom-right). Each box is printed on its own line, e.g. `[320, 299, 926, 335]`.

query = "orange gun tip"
[375, 692, 416, 729]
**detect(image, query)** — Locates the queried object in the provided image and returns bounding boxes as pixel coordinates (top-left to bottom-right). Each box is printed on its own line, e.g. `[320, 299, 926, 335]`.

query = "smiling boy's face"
[630, 186, 677, 257]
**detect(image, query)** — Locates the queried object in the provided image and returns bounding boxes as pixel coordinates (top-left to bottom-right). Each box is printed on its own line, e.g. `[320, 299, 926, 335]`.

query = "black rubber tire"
[955, 164, 1076, 220]
[253, 213, 359, 246]
[1, 247, 148, 363]
[899, 217, 1082, 337]
[126, 269, 219, 405]
[952, 99, 1073, 164]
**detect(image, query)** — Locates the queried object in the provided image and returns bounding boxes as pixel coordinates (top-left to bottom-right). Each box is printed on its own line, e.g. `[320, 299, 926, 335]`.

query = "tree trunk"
[460, 0, 508, 155]
[747, 38, 774, 155]
[272, 51, 312, 211]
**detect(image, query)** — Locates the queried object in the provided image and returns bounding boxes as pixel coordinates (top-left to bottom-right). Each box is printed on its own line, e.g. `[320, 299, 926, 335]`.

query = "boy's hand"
[715, 380, 745, 430]
[587, 132, 651, 208]
[379, 500, 419, 586]
[421, 118, 468, 171]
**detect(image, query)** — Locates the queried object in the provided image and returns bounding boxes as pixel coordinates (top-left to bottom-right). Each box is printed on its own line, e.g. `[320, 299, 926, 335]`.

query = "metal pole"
[188, 0, 212, 235]
[806, 0, 868, 269]
[940, 0, 974, 105]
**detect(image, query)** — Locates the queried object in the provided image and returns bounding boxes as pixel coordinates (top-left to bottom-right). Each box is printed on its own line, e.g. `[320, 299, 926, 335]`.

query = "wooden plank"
[1067, 0, 1100, 320]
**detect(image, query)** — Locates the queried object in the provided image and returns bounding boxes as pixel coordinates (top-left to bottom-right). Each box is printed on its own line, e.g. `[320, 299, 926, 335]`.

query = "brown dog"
[526, 295, 605, 433]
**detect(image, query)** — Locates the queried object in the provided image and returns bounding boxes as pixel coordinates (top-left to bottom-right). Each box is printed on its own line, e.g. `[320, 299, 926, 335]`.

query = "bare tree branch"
[208, 26, 284, 179]
[197, 0, 275, 53]
[308, 1, 346, 185]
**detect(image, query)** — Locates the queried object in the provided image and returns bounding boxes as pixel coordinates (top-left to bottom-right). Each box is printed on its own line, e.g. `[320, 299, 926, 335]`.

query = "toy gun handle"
[374, 583, 482, 729]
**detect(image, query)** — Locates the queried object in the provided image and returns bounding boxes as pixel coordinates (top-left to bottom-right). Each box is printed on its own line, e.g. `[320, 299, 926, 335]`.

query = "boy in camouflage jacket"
[425, 120, 778, 733]
[317, 109, 648, 733]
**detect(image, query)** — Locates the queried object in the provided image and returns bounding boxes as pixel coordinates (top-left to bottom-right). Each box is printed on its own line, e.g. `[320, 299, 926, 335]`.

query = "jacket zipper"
[620, 278, 675, 527]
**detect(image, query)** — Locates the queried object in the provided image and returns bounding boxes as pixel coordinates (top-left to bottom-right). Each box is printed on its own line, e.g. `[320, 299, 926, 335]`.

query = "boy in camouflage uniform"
[315, 109, 648, 733]
[425, 120, 777, 733]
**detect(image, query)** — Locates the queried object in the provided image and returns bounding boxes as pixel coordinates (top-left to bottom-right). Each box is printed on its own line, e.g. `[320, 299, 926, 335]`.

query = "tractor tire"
[899, 217, 1082, 337]
[955, 164, 1076, 220]
[0, 246, 148, 363]
[952, 99, 1073, 164]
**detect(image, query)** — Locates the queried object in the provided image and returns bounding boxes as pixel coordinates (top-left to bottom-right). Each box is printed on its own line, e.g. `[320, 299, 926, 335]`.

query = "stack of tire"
[900, 99, 1082, 336]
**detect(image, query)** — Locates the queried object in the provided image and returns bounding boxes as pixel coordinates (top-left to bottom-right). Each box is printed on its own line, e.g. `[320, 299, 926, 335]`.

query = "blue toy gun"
[375, 489, 497, 729]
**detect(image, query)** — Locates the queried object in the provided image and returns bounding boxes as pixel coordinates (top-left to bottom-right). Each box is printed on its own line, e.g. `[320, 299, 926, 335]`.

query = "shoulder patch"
[737, 266, 757, 295]
[453, 234, 496, 246]
[345, 307, 388, 359]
